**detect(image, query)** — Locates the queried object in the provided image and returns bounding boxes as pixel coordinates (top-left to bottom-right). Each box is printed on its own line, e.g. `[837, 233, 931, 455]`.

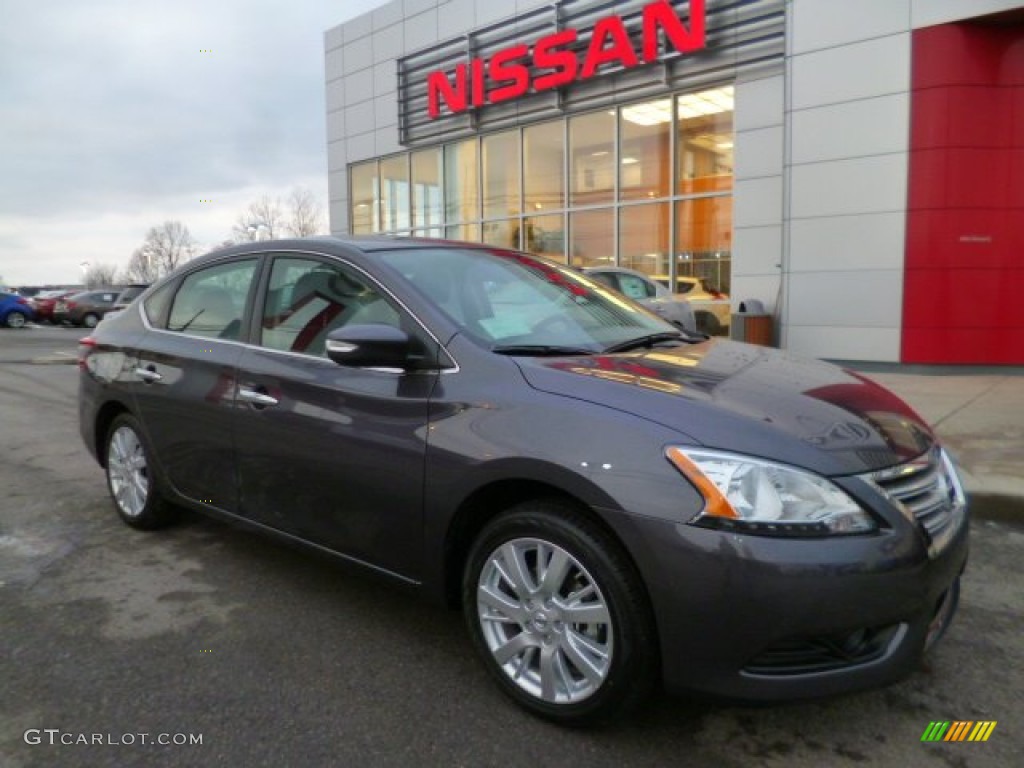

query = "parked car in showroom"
[0, 290, 36, 328]
[54, 289, 119, 327]
[651, 274, 732, 335]
[582, 266, 697, 334]
[79, 237, 968, 725]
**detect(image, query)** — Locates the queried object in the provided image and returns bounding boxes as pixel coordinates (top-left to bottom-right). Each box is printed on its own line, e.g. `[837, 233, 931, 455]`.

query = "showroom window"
[349, 85, 735, 327]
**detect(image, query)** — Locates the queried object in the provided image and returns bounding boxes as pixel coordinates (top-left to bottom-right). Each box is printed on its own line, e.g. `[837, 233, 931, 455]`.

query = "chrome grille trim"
[862, 447, 966, 555]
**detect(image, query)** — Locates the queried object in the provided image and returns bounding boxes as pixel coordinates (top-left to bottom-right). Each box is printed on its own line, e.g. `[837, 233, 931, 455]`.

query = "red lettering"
[642, 0, 706, 62]
[427, 64, 467, 118]
[580, 16, 638, 79]
[471, 58, 486, 107]
[423, 0, 708, 119]
[533, 29, 579, 91]
[488, 44, 530, 104]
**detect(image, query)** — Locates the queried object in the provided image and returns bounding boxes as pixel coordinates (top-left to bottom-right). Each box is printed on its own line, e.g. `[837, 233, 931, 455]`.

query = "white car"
[582, 267, 698, 335]
[653, 275, 731, 335]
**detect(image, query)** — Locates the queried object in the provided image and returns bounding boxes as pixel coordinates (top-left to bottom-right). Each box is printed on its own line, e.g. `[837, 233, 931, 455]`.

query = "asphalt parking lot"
[1, 327, 1021, 768]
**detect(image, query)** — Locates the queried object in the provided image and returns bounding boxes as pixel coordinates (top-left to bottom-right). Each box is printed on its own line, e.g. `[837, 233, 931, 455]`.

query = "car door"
[232, 254, 438, 579]
[130, 257, 261, 512]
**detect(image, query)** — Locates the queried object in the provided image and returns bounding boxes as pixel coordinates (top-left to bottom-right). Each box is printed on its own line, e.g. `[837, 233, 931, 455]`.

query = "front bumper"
[600, 488, 969, 701]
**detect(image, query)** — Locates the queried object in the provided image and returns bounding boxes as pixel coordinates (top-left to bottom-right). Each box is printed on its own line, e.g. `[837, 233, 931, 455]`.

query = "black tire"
[104, 413, 179, 530]
[5, 311, 27, 329]
[82, 313, 99, 328]
[696, 311, 721, 336]
[463, 499, 658, 726]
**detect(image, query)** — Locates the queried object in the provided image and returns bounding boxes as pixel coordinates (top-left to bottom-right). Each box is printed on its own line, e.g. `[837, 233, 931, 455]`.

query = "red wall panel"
[903, 21, 1024, 363]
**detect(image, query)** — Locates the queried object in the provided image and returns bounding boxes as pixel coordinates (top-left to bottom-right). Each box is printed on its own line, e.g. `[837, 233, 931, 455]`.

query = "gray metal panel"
[397, 0, 785, 146]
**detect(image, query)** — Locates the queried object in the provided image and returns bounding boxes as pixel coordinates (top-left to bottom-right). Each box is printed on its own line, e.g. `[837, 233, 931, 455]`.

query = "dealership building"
[325, 0, 1024, 364]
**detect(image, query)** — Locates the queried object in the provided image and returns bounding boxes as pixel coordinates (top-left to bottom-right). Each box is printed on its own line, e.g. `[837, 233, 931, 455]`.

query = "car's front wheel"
[463, 500, 658, 725]
[104, 413, 178, 530]
[5, 311, 27, 329]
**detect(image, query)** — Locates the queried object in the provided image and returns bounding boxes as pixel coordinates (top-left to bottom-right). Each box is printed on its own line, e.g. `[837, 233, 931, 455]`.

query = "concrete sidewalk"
[853, 366, 1024, 522]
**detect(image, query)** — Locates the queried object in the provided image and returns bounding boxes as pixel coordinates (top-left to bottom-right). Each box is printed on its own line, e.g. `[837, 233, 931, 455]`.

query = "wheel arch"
[93, 399, 132, 467]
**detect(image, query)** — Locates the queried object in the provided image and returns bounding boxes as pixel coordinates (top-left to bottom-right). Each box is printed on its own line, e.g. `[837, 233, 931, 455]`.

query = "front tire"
[463, 500, 658, 725]
[104, 413, 178, 530]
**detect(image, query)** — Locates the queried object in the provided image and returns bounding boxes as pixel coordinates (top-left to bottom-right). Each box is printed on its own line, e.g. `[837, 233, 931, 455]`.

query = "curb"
[29, 356, 76, 366]
[968, 492, 1024, 526]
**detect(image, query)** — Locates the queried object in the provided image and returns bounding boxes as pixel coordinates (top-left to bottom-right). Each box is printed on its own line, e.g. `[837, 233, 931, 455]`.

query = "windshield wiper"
[492, 344, 595, 356]
[602, 332, 686, 353]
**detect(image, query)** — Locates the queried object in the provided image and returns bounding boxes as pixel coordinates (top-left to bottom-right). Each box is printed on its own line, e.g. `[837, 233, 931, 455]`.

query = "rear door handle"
[134, 366, 162, 383]
[237, 386, 279, 407]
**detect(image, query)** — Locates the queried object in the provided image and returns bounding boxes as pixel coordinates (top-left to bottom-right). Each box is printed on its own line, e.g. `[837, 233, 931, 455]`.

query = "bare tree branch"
[123, 221, 196, 283]
[83, 263, 118, 288]
[232, 195, 285, 241]
[284, 187, 324, 237]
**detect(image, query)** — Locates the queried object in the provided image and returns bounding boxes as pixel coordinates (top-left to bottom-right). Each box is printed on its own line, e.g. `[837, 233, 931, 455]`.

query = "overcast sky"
[0, 0, 388, 286]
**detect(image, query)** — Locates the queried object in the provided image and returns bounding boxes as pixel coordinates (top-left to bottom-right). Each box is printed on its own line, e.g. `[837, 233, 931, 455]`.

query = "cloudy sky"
[0, 0, 388, 286]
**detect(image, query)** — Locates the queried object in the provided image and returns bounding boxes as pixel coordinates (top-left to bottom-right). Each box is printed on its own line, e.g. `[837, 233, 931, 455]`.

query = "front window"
[377, 248, 672, 351]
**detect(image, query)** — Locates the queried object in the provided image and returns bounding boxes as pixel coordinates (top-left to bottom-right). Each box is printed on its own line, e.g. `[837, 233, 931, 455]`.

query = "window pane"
[524, 120, 564, 212]
[444, 139, 479, 222]
[620, 99, 671, 201]
[570, 111, 615, 206]
[380, 154, 410, 232]
[522, 214, 566, 262]
[260, 257, 400, 357]
[675, 196, 732, 294]
[481, 219, 519, 250]
[445, 222, 480, 242]
[569, 208, 614, 268]
[619, 203, 669, 280]
[677, 86, 734, 195]
[411, 148, 443, 229]
[167, 259, 257, 340]
[350, 161, 379, 234]
[482, 130, 521, 218]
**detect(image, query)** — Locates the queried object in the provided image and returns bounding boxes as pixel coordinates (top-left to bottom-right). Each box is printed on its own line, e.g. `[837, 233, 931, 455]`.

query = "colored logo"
[921, 721, 997, 742]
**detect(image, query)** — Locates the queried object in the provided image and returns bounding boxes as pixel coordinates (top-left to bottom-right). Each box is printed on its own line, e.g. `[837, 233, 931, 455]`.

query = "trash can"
[731, 299, 774, 346]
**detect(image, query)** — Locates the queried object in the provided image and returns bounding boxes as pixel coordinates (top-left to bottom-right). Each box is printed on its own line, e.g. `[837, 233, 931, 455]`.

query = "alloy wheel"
[107, 425, 149, 518]
[476, 537, 613, 705]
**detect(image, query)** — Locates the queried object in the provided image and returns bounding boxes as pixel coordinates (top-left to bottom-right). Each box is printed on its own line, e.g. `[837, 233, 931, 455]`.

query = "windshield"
[376, 247, 675, 351]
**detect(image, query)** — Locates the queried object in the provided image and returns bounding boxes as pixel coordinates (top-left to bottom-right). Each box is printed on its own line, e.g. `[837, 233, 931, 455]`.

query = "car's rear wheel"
[82, 313, 99, 328]
[5, 311, 27, 329]
[104, 414, 178, 529]
[463, 500, 657, 725]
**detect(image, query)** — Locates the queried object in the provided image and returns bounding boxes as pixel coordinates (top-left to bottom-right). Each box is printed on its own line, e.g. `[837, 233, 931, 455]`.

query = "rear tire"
[5, 311, 27, 329]
[82, 313, 99, 328]
[104, 413, 178, 530]
[463, 499, 658, 726]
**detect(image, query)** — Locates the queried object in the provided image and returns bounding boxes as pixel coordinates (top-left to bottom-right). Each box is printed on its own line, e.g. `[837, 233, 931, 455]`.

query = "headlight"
[666, 447, 877, 536]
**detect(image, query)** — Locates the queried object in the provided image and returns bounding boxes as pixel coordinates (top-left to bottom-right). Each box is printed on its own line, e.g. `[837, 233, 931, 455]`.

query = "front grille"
[864, 448, 965, 552]
[744, 625, 901, 676]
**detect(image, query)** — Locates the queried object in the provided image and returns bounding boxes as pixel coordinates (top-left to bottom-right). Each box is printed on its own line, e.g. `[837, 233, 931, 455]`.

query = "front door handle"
[134, 366, 162, 383]
[237, 386, 279, 407]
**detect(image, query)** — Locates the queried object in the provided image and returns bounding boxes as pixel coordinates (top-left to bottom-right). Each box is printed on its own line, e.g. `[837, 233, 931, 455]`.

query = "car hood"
[514, 339, 934, 476]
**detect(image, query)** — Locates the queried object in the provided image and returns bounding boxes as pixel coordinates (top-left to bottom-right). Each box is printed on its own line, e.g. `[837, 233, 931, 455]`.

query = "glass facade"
[350, 86, 734, 295]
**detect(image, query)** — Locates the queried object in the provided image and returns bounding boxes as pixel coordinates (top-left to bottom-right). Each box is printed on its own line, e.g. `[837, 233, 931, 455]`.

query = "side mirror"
[325, 324, 411, 369]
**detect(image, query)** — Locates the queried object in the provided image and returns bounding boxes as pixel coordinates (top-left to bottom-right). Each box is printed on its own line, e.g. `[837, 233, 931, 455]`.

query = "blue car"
[0, 290, 36, 328]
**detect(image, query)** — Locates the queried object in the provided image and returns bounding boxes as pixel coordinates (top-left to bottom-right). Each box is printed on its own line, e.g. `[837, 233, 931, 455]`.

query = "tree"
[284, 187, 324, 237]
[232, 195, 285, 242]
[84, 263, 118, 288]
[125, 221, 196, 282]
